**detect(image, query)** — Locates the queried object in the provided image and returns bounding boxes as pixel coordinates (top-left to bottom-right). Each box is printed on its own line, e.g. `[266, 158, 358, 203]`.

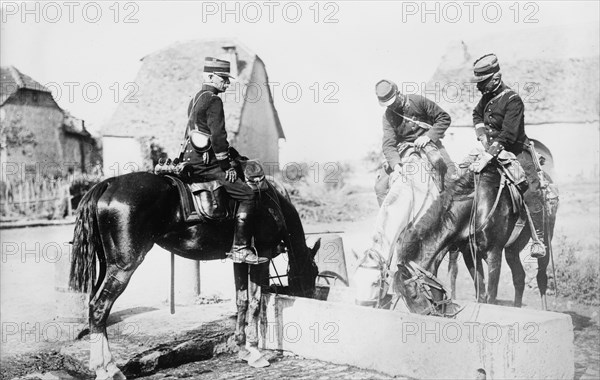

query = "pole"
[170, 252, 175, 314]
[194, 260, 201, 296]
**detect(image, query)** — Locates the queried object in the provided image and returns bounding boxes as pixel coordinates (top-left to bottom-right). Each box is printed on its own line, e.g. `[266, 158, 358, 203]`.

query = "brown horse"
[69, 171, 319, 379]
[446, 140, 559, 309]
[395, 147, 558, 314]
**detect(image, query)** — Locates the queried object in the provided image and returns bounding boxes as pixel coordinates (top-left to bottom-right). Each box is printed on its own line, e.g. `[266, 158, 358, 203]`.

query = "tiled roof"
[0, 66, 50, 105]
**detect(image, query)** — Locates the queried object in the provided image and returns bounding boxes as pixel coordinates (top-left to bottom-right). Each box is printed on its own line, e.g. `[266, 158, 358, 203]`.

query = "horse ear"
[310, 238, 321, 259]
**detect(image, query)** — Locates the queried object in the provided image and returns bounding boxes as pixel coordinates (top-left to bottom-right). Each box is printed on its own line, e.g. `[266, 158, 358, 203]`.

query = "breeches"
[516, 148, 544, 214]
[188, 164, 255, 202]
[222, 178, 255, 202]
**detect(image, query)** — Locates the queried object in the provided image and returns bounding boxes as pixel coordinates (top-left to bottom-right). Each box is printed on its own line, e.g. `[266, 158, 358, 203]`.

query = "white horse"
[355, 145, 441, 307]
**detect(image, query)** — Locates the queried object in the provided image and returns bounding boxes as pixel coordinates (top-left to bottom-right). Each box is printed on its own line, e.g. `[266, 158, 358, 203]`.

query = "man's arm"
[382, 114, 401, 169]
[472, 97, 486, 139]
[206, 96, 231, 171]
[422, 97, 451, 142]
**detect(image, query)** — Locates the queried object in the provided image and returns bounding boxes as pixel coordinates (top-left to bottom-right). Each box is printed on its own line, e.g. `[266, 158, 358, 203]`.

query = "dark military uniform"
[181, 85, 254, 201]
[375, 94, 454, 205]
[473, 83, 544, 215]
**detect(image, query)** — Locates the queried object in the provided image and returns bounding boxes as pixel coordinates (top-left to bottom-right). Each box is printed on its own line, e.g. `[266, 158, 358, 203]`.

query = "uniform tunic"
[382, 94, 451, 169]
[473, 83, 527, 155]
[375, 94, 454, 206]
[180, 85, 253, 201]
[472, 84, 543, 213]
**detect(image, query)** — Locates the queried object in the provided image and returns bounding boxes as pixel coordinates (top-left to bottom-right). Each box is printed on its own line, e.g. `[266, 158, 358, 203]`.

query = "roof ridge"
[140, 37, 256, 61]
[8, 66, 25, 88]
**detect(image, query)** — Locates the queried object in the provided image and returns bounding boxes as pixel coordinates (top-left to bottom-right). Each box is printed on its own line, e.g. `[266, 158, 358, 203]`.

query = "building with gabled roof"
[102, 38, 285, 175]
[0, 66, 99, 177]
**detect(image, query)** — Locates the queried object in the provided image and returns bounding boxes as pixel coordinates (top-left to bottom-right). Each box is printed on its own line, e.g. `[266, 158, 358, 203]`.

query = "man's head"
[375, 79, 405, 108]
[471, 53, 502, 95]
[203, 57, 234, 92]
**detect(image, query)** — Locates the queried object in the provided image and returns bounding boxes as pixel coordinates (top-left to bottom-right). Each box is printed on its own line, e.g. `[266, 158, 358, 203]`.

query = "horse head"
[288, 238, 320, 298]
[354, 248, 389, 307]
[395, 261, 461, 317]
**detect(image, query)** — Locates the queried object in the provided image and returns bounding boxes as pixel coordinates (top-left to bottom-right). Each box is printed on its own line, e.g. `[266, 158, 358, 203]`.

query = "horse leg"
[484, 248, 503, 305]
[233, 262, 250, 360]
[447, 248, 460, 300]
[461, 247, 486, 303]
[89, 264, 139, 380]
[245, 256, 270, 368]
[537, 246, 551, 310]
[505, 244, 526, 307]
[537, 207, 557, 310]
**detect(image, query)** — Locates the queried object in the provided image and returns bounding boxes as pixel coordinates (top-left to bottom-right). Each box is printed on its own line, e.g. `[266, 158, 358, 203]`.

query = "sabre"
[395, 113, 432, 130]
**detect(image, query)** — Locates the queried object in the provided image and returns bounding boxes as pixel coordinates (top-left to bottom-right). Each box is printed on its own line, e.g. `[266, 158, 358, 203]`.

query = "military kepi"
[204, 57, 235, 79]
[471, 53, 500, 83]
[375, 79, 398, 107]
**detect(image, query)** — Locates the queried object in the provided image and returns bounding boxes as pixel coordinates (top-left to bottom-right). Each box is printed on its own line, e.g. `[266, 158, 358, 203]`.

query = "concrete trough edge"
[259, 294, 574, 379]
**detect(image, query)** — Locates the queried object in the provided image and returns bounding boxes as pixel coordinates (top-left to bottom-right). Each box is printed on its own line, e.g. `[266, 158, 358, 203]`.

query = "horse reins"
[402, 261, 464, 317]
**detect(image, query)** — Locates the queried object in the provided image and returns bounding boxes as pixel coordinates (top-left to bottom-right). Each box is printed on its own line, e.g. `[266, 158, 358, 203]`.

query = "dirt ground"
[1, 180, 598, 379]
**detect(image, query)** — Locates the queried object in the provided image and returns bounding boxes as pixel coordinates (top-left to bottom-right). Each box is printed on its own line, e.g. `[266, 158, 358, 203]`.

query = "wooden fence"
[1, 176, 72, 220]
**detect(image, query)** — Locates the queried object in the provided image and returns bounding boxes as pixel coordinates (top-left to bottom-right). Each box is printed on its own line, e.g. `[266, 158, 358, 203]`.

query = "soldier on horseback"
[180, 57, 267, 265]
[469, 53, 546, 258]
[374, 79, 456, 205]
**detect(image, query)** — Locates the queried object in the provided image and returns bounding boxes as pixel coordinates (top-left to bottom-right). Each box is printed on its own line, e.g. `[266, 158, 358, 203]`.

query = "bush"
[549, 235, 600, 306]
[271, 161, 379, 224]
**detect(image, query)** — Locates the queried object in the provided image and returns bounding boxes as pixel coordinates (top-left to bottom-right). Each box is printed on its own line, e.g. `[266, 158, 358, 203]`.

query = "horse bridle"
[400, 261, 463, 317]
[356, 148, 442, 311]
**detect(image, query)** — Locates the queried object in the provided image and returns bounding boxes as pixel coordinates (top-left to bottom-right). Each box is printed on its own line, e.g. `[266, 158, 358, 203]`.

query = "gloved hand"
[414, 135, 431, 149]
[469, 152, 494, 173]
[477, 134, 489, 149]
[225, 167, 237, 183]
[389, 164, 402, 184]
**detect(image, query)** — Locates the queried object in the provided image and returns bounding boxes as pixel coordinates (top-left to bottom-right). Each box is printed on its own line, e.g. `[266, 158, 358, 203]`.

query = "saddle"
[155, 159, 283, 225]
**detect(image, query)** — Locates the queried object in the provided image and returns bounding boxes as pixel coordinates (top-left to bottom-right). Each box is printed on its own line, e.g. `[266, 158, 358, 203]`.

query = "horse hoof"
[244, 346, 270, 368]
[248, 355, 270, 368]
[238, 347, 252, 362]
[107, 363, 127, 380]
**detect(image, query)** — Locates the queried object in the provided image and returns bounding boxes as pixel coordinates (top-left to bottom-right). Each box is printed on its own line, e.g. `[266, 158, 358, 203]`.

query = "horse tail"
[69, 180, 109, 295]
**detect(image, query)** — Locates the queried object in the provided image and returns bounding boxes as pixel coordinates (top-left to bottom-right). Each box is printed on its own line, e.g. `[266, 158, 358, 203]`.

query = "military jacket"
[181, 85, 232, 172]
[382, 94, 451, 168]
[473, 84, 528, 155]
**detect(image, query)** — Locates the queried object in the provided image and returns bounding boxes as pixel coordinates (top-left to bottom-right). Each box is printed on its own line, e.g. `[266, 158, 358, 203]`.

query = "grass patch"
[277, 161, 378, 224]
[548, 234, 600, 306]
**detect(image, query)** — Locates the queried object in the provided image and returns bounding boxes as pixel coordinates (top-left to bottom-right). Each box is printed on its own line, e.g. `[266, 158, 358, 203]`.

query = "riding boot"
[529, 209, 546, 259]
[227, 200, 268, 265]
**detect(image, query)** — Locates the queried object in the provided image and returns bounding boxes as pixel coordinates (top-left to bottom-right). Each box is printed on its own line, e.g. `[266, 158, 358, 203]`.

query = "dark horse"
[69, 171, 320, 379]
[394, 149, 558, 315]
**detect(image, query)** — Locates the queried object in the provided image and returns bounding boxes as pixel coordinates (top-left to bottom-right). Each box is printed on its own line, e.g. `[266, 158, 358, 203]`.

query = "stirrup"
[226, 248, 268, 265]
[530, 241, 546, 259]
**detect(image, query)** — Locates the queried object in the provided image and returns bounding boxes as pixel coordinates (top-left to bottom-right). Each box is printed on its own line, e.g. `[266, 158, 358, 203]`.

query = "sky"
[1, 1, 599, 162]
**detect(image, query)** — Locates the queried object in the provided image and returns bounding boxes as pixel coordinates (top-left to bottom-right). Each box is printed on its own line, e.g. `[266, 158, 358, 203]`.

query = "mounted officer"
[469, 53, 546, 258]
[180, 57, 267, 265]
[374, 79, 456, 206]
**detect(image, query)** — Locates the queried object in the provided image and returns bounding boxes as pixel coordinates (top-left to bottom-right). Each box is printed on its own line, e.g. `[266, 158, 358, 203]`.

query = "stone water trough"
[259, 292, 574, 379]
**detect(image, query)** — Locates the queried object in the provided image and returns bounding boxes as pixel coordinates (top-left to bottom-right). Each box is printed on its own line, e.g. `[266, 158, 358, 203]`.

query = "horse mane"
[399, 169, 477, 263]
